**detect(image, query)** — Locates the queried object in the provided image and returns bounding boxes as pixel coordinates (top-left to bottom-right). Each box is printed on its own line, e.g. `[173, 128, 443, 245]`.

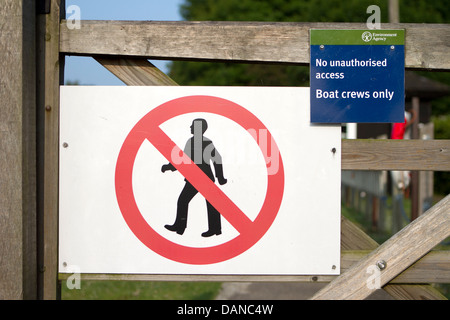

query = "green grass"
[61, 280, 222, 300]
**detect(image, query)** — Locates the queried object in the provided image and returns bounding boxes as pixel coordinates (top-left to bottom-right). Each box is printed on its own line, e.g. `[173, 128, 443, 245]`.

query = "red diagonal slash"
[146, 125, 253, 234]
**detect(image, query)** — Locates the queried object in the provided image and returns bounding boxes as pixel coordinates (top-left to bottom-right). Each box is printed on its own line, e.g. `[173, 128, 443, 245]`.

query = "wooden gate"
[1, 0, 449, 299]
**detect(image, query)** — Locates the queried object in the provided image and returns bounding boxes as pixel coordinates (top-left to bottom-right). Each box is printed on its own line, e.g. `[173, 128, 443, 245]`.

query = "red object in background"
[391, 117, 407, 139]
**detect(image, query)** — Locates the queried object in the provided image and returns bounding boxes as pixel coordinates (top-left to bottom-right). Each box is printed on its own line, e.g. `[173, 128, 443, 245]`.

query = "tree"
[169, 0, 449, 88]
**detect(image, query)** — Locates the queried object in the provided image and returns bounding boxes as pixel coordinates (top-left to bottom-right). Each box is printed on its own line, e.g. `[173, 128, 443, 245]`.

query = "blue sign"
[310, 30, 405, 123]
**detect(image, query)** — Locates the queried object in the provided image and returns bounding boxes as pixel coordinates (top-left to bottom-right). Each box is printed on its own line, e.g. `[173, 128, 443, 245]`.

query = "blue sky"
[64, 0, 184, 85]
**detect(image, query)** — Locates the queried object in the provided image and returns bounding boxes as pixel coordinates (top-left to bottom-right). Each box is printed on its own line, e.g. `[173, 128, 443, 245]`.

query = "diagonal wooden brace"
[314, 194, 450, 300]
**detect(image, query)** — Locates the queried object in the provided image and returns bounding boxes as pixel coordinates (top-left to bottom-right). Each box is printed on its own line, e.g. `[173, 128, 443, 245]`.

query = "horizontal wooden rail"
[342, 139, 450, 171]
[342, 250, 450, 284]
[60, 21, 450, 70]
[58, 250, 449, 284]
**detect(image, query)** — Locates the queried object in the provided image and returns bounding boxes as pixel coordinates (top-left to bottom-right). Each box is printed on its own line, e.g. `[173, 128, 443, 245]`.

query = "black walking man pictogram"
[161, 118, 227, 237]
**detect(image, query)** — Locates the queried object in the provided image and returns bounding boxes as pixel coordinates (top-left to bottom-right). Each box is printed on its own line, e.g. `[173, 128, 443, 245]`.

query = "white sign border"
[59, 86, 341, 276]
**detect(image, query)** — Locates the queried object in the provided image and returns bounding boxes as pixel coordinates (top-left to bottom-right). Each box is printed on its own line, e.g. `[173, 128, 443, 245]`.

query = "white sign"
[59, 86, 341, 275]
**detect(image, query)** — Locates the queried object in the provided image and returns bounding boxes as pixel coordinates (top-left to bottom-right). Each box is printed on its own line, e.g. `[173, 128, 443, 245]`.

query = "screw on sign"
[115, 95, 285, 265]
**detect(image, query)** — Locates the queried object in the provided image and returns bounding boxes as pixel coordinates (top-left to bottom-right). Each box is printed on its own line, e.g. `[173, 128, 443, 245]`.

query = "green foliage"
[179, 0, 450, 25]
[61, 280, 222, 300]
[434, 115, 450, 140]
[399, 0, 450, 23]
[416, 71, 450, 116]
[180, 0, 390, 22]
[169, 61, 310, 86]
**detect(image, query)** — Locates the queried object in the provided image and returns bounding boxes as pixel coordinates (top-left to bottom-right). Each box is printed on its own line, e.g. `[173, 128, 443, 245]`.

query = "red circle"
[115, 95, 284, 264]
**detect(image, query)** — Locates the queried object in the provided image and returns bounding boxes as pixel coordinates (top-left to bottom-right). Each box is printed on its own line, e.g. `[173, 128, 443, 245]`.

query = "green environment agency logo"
[362, 31, 373, 42]
[310, 29, 405, 46]
[362, 31, 401, 43]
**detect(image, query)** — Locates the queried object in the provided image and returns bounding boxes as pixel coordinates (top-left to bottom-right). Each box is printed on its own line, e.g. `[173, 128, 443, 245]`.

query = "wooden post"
[371, 196, 378, 231]
[419, 123, 435, 215]
[389, 0, 400, 24]
[37, 0, 64, 300]
[0, 0, 37, 300]
[411, 97, 420, 220]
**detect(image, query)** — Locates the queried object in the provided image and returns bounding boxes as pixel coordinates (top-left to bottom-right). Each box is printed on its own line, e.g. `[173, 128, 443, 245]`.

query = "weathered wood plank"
[60, 21, 450, 70]
[342, 250, 450, 284]
[312, 194, 450, 300]
[379, 284, 447, 300]
[40, 0, 63, 300]
[341, 215, 445, 299]
[58, 250, 450, 284]
[342, 139, 450, 171]
[59, 273, 335, 283]
[0, 0, 37, 300]
[95, 57, 178, 86]
[395, 251, 450, 284]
